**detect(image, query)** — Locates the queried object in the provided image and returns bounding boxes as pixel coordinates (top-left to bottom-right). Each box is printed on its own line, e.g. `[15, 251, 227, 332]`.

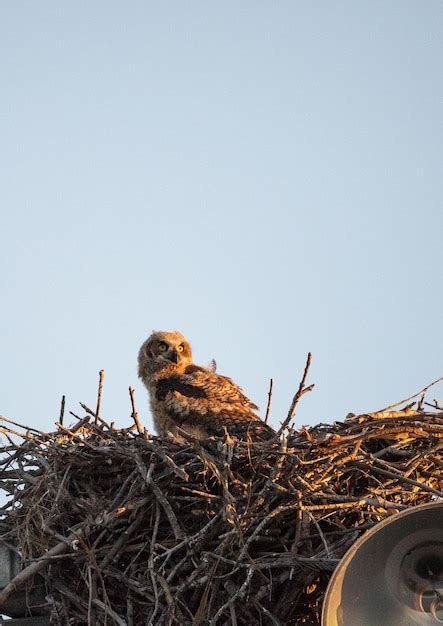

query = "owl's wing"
[155, 365, 274, 439]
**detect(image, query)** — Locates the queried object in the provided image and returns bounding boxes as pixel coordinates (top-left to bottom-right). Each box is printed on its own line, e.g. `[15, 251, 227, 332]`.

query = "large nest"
[0, 379, 442, 625]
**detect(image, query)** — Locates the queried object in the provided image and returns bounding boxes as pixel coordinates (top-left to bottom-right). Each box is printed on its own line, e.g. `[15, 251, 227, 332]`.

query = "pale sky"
[1, 1, 442, 435]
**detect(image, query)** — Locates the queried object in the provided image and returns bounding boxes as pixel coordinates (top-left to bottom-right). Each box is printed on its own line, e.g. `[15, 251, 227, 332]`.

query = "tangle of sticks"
[0, 377, 442, 625]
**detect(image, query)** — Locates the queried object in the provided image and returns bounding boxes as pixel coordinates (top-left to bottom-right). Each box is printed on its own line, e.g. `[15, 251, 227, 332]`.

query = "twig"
[59, 395, 66, 426]
[1, 380, 441, 625]
[424, 399, 443, 410]
[210, 567, 254, 625]
[95, 369, 105, 425]
[279, 353, 314, 434]
[79, 403, 110, 429]
[352, 461, 443, 498]
[0, 415, 47, 436]
[0, 532, 76, 605]
[375, 376, 443, 413]
[92, 598, 127, 626]
[264, 378, 273, 425]
[135, 458, 183, 540]
[129, 386, 143, 435]
[69, 415, 91, 433]
[0, 493, 147, 608]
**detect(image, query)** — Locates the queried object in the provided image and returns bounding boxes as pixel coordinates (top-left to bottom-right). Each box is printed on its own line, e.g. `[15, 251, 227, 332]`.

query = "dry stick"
[156, 513, 221, 568]
[135, 458, 184, 540]
[87, 564, 96, 626]
[209, 566, 254, 625]
[364, 408, 420, 420]
[79, 403, 110, 429]
[69, 415, 91, 433]
[54, 423, 99, 451]
[264, 378, 273, 425]
[100, 509, 147, 569]
[92, 598, 127, 626]
[0, 415, 47, 436]
[129, 386, 143, 435]
[417, 393, 426, 411]
[0, 425, 47, 446]
[0, 500, 135, 607]
[425, 399, 443, 410]
[278, 352, 314, 434]
[251, 600, 283, 626]
[95, 369, 105, 425]
[58, 583, 127, 626]
[375, 375, 443, 413]
[306, 511, 331, 557]
[194, 561, 219, 625]
[238, 503, 301, 561]
[2, 388, 440, 623]
[352, 462, 443, 498]
[0, 532, 76, 606]
[141, 440, 188, 481]
[250, 435, 288, 514]
[59, 395, 66, 426]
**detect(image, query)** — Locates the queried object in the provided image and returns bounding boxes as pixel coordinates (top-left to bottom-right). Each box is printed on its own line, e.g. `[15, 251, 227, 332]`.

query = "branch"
[264, 378, 273, 425]
[95, 369, 105, 424]
[375, 375, 443, 413]
[129, 386, 143, 435]
[278, 352, 314, 434]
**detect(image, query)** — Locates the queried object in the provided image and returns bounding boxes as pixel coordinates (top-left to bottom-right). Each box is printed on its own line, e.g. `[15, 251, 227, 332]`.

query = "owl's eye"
[177, 344, 184, 353]
[158, 342, 168, 352]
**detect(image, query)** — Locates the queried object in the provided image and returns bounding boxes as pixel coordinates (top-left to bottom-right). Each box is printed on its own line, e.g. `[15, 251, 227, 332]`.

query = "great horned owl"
[138, 330, 274, 440]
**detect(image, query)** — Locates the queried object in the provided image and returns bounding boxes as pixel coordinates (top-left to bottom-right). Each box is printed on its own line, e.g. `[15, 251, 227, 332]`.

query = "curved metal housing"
[322, 502, 443, 626]
[0, 545, 49, 624]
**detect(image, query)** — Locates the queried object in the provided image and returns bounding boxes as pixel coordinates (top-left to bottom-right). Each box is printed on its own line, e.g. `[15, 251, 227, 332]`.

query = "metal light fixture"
[322, 502, 443, 625]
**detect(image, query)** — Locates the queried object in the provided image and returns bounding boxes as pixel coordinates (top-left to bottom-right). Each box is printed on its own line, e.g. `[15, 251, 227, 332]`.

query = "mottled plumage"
[138, 330, 274, 440]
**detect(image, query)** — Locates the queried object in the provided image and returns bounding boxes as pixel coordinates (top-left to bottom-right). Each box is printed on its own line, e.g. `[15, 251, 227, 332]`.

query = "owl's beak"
[166, 350, 178, 364]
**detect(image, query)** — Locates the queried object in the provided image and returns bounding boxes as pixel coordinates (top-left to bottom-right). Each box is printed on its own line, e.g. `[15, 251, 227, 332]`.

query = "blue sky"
[1, 1, 442, 434]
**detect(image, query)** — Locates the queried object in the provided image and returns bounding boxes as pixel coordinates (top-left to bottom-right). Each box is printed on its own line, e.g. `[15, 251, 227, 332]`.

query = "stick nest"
[1, 401, 442, 625]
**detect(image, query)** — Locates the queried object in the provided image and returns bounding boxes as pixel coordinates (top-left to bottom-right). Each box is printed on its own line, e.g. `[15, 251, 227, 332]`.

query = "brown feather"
[138, 330, 275, 440]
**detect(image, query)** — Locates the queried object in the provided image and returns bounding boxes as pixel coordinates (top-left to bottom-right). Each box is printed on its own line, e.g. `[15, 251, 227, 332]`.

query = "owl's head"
[138, 330, 193, 380]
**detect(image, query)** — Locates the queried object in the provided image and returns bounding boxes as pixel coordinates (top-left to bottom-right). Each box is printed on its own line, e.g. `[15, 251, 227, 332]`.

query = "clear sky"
[1, 1, 442, 435]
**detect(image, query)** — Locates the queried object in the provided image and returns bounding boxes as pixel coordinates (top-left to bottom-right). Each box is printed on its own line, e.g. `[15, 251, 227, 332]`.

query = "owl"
[138, 330, 274, 440]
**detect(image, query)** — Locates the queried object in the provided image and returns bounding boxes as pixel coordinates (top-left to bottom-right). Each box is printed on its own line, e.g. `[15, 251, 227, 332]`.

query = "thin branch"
[264, 378, 273, 425]
[59, 395, 66, 426]
[0, 533, 75, 605]
[129, 386, 143, 435]
[0, 415, 47, 436]
[375, 375, 443, 413]
[95, 369, 105, 425]
[0, 374, 441, 625]
[279, 352, 314, 434]
[79, 403, 110, 429]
